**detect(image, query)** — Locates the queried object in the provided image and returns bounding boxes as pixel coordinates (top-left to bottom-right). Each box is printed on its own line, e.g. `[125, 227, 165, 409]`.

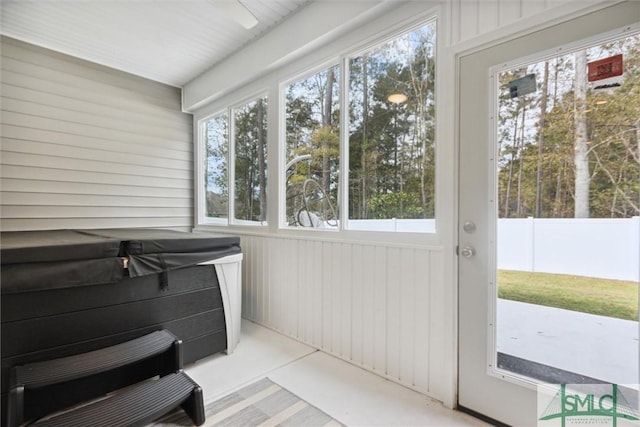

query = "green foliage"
[497, 34, 640, 219]
[204, 114, 229, 218]
[498, 270, 638, 321]
[367, 191, 424, 219]
[348, 22, 437, 221]
[234, 97, 268, 222]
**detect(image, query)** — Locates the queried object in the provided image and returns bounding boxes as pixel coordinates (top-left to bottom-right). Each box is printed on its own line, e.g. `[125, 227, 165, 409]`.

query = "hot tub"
[1, 228, 242, 424]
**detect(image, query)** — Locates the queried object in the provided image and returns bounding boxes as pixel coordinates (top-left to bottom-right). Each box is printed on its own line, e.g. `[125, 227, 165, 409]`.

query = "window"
[283, 65, 340, 228]
[233, 96, 268, 224]
[347, 21, 437, 232]
[200, 94, 268, 226]
[203, 113, 229, 222]
[199, 18, 438, 234]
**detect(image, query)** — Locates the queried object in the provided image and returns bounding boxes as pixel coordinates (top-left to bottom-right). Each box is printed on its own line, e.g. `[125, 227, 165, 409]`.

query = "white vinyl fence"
[319, 217, 637, 281]
[498, 217, 640, 282]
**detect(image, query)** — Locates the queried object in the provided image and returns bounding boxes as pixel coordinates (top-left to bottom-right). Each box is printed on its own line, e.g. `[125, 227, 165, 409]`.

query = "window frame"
[279, 59, 342, 231]
[198, 108, 229, 226]
[195, 8, 442, 243]
[340, 17, 439, 233]
[196, 91, 270, 227]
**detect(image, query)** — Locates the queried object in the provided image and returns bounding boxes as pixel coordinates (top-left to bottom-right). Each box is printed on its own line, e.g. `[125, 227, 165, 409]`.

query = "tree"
[573, 50, 590, 218]
[535, 61, 549, 217]
[496, 33, 640, 220]
[347, 22, 436, 220]
[234, 97, 268, 222]
[256, 99, 267, 222]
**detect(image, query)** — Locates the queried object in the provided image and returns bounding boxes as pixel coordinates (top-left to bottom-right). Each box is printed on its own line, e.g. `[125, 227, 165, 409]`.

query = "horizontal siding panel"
[1, 138, 192, 171]
[1, 164, 190, 189]
[1, 96, 190, 141]
[1, 83, 192, 134]
[1, 151, 191, 180]
[0, 178, 193, 199]
[1, 50, 179, 110]
[1, 38, 180, 100]
[0, 217, 192, 231]
[1, 205, 191, 219]
[1, 125, 192, 162]
[0, 111, 191, 149]
[1, 71, 188, 122]
[1, 192, 191, 208]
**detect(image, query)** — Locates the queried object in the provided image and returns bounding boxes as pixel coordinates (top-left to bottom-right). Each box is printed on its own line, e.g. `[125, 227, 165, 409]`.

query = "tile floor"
[185, 320, 489, 427]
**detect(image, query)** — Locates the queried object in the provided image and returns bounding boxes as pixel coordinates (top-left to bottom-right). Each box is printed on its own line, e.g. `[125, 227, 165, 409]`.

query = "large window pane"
[284, 65, 340, 228]
[204, 113, 228, 220]
[348, 21, 437, 233]
[234, 96, 268, 224]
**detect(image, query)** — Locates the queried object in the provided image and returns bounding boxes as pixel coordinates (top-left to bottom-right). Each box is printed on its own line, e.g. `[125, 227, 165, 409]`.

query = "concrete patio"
[497, 299, 639, 387]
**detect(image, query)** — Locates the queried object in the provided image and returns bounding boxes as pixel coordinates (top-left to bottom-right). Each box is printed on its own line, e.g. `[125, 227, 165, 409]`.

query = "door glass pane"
[494, 32, 639, 391]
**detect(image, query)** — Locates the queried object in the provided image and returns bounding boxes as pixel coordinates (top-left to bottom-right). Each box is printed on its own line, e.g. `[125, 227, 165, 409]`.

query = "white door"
[458, 3, 640, 425]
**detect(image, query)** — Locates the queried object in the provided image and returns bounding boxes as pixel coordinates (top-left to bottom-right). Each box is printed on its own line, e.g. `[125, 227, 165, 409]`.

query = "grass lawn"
[497, 270, 639, 321]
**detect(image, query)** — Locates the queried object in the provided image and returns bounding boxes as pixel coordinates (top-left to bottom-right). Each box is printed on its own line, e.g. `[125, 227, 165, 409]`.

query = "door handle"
[461, 246, 475, 258]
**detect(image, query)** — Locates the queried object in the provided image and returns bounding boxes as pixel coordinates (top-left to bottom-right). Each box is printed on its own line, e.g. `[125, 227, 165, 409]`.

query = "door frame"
[455, 2, 640, 425]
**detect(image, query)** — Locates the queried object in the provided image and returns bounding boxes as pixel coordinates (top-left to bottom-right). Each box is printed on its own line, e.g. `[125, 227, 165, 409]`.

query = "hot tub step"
[7, 330, 196, 427]
[11, 330, 180, 389]
[32, 371, 204, 427]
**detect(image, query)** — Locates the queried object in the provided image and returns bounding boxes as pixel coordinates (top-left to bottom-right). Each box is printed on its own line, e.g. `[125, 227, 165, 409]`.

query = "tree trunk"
[361, 58, 369, 218]
[573, 50, 590, 218]
[322, 68, 334, 196]
[516, 102, 527, 217]
[256, 99, 267, 222]
[504, 107, 520, 218]
[535, 62, 549, 217]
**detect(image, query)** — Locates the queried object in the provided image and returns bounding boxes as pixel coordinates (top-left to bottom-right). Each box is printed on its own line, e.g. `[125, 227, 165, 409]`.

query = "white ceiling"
[0, 0, 312, 87]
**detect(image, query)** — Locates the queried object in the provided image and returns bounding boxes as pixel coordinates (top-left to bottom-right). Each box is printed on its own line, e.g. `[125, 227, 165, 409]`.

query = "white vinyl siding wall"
[0, 36, 194, 231]
[241, 235, 448, 397]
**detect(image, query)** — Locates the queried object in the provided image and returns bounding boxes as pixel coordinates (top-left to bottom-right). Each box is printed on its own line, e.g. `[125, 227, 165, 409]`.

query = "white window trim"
[279, 59, 341, 230]
[194, 3, 445, 246]
[197, 109, 229, 227]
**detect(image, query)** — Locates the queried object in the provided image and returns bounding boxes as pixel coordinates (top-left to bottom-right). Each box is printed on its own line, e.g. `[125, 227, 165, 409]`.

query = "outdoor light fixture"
[387, 93, 408, 104]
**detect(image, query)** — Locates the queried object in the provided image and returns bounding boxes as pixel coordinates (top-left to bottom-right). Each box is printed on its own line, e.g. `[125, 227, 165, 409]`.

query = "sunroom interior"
[1, 1, 639, 426]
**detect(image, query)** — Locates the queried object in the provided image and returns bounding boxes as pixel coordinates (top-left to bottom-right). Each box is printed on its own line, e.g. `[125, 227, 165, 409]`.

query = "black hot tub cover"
[1, 228, 241, 294]
[80, 229, 241, 278]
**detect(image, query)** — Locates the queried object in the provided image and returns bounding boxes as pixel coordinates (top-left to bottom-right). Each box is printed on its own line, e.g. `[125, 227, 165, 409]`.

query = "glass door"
[458, 3, 640, 425]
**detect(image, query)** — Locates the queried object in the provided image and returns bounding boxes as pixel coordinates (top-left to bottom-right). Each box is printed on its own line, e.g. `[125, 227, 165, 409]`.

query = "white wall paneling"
[449, 0, 610, 52]
[239, 234, 447, 400]
[0, 36, 194, 231]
